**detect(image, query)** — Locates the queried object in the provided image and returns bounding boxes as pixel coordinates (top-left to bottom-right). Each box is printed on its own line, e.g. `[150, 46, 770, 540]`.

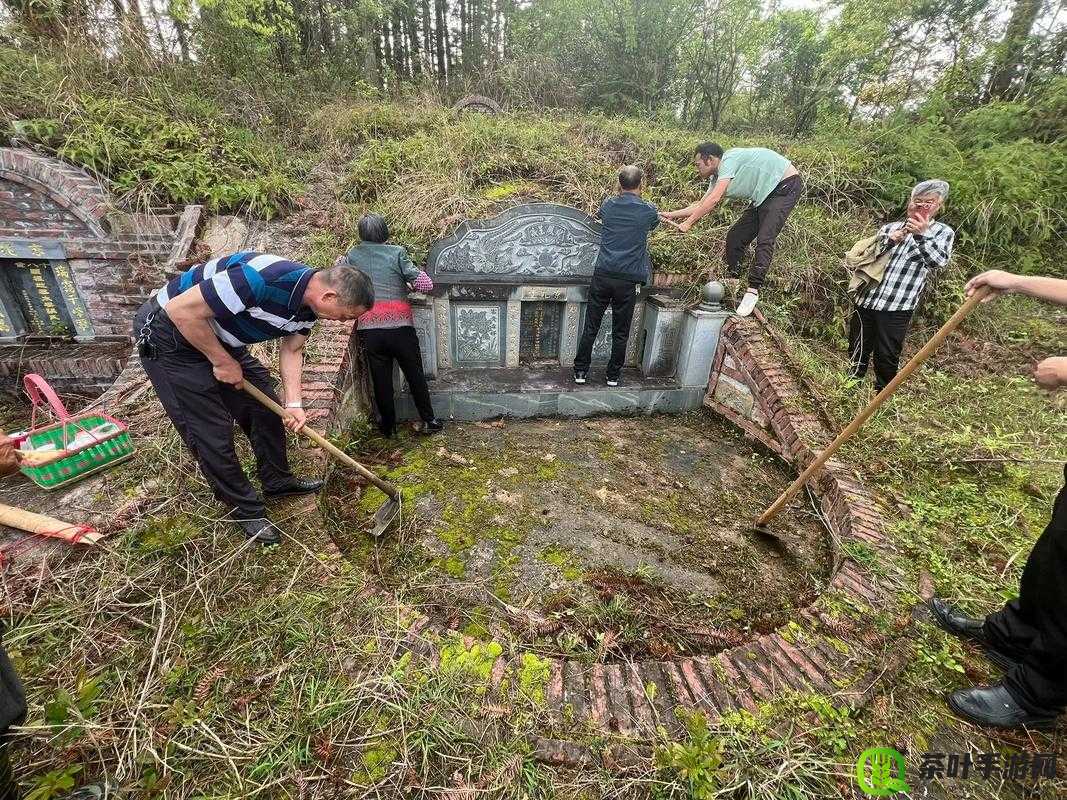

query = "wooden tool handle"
[0, 503, 102, 545]
[756, 287, 990, 527]
[241, 381, 400, 499]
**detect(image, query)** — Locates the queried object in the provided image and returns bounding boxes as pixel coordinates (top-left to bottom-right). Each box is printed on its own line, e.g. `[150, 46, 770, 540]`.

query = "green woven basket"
[19, 413, 135, 490]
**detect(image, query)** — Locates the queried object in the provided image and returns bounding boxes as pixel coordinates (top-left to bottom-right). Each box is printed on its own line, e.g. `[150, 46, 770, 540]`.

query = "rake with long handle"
[241, 381, 401, 537]
[755, 286, 990, 532]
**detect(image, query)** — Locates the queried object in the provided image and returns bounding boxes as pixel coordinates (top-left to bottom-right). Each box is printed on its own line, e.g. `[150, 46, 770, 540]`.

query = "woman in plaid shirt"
[849, 180, 955, 389]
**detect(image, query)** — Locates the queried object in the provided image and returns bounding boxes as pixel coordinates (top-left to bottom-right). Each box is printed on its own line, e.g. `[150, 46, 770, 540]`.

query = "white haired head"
[911, 179, 949, 201]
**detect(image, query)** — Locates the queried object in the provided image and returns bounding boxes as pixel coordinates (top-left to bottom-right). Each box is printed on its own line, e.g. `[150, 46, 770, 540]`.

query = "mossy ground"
[342, 412, 830, 660]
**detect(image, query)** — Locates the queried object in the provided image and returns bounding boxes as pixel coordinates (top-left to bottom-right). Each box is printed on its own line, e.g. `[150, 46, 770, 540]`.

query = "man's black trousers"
[134, 302, 293, 520]
[724, 174, 803, 290]
[361, 326, 436, 436]
[848, 306, 913, 391]
[983, 465, 1067, 715]
[574, 274, 638, 380]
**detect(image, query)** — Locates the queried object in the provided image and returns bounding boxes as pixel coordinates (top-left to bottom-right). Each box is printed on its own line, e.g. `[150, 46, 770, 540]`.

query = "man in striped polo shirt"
[849, 180, 955, 390]
[134, 252, 374, 544]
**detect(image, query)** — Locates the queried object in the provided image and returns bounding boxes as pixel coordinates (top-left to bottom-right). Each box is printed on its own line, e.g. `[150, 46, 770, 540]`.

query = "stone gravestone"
[428, 203, 602, 285]
[452, 95, 503, 115]
[427, 203, 609, 370]
[0, 240, 93, 341]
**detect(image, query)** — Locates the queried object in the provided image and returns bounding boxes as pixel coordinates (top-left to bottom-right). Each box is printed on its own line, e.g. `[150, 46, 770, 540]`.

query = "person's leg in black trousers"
[848, 306, 876, 380]
[392, 327, 437, 424]
[139, 316, 269, 520]
[361, 329, 399, 437]
[870, 310, 913, 390]
[723, 206, 760, 280]
[575, 274, 611, 374]
[748, 176, 803, 290]
[984, 467, 1067, 715]
[606, 280, 637, 381]
[219, 348, 293, 494]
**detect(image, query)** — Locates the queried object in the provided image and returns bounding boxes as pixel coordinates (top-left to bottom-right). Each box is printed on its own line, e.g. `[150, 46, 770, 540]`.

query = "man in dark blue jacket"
[574, 165, 660, 386]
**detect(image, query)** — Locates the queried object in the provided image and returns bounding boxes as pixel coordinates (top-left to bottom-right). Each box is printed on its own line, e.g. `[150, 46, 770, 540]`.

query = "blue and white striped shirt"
[155, 252, 318, 347]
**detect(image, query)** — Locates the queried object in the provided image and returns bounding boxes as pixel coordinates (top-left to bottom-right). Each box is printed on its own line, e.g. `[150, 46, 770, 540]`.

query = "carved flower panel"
[452, 303, 504, 366]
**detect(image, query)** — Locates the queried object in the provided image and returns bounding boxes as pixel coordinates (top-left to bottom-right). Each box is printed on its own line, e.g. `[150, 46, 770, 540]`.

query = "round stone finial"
[700, 280, 724, 310]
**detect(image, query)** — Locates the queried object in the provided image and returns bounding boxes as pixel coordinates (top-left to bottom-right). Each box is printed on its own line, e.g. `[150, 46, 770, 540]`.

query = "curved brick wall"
[304, 316, 914, 766]
[0, 148, 112, 238]
[0, 149, 195, 394]
[9, 311, 909, 770]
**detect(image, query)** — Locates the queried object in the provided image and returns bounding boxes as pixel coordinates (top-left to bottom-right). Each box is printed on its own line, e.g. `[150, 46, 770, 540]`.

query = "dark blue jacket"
[594, 192, 660, 285]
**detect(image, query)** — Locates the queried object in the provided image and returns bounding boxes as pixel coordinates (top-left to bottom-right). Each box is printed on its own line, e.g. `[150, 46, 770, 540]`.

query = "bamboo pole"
[240, 382, 400, 500]
[756, 287, 990, 528]
[0, 503, 102, 545]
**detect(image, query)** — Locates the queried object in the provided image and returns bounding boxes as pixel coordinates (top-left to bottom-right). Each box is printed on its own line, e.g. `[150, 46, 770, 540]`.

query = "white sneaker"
[735, 289, 759, 317]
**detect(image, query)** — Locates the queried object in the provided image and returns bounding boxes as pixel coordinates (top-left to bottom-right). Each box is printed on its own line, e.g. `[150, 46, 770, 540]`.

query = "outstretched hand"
[661, 217, 691, 233]
[965, 269, 1019, 302]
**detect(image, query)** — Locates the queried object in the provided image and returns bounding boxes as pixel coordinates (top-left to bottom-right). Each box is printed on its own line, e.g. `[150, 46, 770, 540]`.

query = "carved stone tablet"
[451, 302, 505, 366]
[0, 259, 75, 336]
[427, 204, 602, 285]
[452, 95, 503, 115]
[519, 301, 563, 363]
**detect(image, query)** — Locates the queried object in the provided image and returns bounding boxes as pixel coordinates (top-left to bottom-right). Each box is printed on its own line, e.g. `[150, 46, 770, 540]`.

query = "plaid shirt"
[855, 220, 954, 312]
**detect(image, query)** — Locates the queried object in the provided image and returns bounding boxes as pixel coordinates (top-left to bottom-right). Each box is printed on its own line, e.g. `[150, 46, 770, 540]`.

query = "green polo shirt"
[709, 147, 792, 206]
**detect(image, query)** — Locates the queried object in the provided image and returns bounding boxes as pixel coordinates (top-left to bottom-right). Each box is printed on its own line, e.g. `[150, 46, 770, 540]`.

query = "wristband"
[285, 402, 303, 409]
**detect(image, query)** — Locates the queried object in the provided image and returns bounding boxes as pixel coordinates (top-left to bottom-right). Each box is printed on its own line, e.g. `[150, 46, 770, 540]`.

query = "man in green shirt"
[662, 143, 803, 316]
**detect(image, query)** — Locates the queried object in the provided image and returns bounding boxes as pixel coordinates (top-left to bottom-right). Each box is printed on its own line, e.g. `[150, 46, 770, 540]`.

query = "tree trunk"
[318, 0, 334, 56]
[392, 7, 406, 77]
[406, 5, 421, 76]
[443, 0, 455, 74]
[422, 0, 432, 66]
[381, 18, 393, 79]
[435, 0, 448, 85]
[985, 0, 1042, 100]
[364, 14, 382, 88]
[120, 0, 151, 48]
[459, 0, 467, 73]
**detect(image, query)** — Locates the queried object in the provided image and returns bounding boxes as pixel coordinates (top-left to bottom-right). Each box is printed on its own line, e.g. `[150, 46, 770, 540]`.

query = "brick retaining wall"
[0, 148, 193, 394]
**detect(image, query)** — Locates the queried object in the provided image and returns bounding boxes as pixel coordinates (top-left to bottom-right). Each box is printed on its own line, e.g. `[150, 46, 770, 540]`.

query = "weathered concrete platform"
[395, 367, 706, 421]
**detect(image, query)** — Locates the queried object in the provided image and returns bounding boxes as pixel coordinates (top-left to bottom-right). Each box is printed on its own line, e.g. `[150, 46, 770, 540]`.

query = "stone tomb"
[389, 203, 730, 420]
[0, 148, 198, 395]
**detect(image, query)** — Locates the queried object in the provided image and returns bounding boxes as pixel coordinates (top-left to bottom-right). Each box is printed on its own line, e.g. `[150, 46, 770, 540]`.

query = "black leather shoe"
[419, 419, 444, 435]
[236, 517, 283, 545]
[929, 597, 987, 638]
[928, 598, 1018, 670]
[947, 683, 1058, 729]
[263, 478, 324, 499]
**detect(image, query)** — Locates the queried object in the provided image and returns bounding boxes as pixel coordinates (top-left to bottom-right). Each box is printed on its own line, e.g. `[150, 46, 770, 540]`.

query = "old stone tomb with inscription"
[0, 148, 195, 395]
[385, 203, 730, 421]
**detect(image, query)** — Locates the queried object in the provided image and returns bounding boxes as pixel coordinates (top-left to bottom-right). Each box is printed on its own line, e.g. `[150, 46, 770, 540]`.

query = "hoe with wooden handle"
[755, 286, 990, 535]
[241, 381, 402, 538]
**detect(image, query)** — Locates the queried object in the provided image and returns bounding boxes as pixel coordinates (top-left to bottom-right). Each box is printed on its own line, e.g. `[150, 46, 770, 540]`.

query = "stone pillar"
[639, 294, 685, 378]
[625, 298, 645, 366]
[675, 281, 730, 388]
[505, 297, 521, 368]
[410, 294, 437, 379]
[433, 294, 452, 369]
[560, 300, 581, 367]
